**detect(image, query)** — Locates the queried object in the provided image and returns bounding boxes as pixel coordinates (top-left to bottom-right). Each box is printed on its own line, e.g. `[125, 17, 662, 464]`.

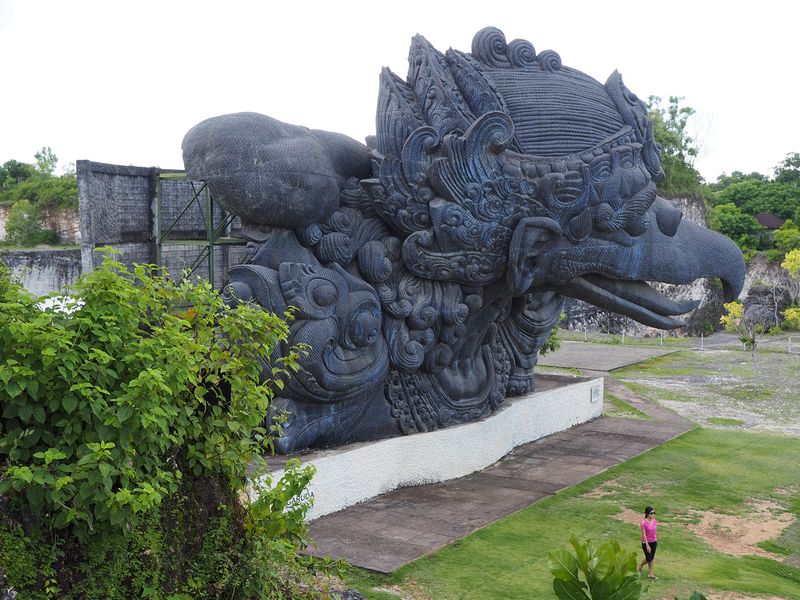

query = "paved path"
[307, 367, 691, 572]
[537, 340, 677, 371]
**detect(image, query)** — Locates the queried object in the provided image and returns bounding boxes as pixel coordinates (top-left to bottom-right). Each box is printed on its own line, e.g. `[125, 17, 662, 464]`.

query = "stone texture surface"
[76, 160, 245, 288]
[0, 248, 81, 295]
[183, 27, 745, 453]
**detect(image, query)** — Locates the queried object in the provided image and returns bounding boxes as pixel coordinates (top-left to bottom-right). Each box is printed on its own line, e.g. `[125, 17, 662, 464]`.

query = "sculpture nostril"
[656, 204, 682, 237]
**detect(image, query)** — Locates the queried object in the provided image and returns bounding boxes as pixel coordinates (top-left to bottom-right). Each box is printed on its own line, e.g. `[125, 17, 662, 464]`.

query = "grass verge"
[604, 391, 652, 420]
[342, 428, 800, 599]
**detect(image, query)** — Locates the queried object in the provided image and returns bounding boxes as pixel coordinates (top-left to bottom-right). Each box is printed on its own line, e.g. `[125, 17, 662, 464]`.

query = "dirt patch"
[612, 500, 795, 559]
[685, 500, 794, 559]
[584, 477, 624, 498]
[613, 508, 645, 524]
[583, 478, 661, 499]
[704, 593, 790, 600]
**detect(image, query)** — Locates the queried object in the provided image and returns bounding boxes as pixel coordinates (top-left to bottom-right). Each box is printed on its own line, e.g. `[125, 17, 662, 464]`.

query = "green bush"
[0, 255, 339, 598]
[4, 198, 58, 246]
[775, 219, 800, 253]
[0, 253, 299, 538]
[548, 535, 643, 600]
[0, 173, 77, 208]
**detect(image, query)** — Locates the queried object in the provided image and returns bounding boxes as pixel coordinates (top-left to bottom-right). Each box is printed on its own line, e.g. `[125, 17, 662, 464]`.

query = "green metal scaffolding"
[154, 172, 245, 284]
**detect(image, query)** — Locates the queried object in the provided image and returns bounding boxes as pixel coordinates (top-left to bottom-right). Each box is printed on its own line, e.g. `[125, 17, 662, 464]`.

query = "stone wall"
[0, 248, 82, 296]
[77, 160, 246, 288]
[0, 204, 80, 244]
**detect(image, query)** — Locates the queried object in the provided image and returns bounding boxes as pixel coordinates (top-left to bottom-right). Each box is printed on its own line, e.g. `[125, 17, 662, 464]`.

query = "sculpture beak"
[550, 197, 745, 329]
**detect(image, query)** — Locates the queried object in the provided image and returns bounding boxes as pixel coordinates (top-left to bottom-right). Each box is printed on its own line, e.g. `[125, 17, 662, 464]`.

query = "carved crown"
[365, 27, 663, 286]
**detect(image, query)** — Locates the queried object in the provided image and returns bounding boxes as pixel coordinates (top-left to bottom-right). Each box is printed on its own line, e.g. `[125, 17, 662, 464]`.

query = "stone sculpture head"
[368, 27, 743, 329]
[183, 27, 745, 452]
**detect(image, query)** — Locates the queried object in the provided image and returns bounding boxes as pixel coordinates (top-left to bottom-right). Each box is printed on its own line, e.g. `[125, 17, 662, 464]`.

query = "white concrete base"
[259, 376, 603, 521]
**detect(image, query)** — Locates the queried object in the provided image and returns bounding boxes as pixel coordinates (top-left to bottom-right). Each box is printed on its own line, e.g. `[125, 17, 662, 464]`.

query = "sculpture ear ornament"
[506, 217, 562, 296]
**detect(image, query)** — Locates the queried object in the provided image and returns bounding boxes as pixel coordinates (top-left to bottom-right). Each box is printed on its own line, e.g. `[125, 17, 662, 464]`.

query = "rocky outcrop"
[0, 205, 80, 244]
[742, 253, 793, 299]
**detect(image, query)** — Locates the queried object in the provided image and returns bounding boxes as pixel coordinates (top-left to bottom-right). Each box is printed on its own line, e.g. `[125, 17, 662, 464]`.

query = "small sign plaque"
[591, 385, 601, 403]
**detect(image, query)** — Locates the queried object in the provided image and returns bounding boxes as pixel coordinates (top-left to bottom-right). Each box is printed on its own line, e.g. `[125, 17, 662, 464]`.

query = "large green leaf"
[553, 578, 590, 600]
[591, 543, 617, 581]
[570, 535, 591, 573]
[548, 548, 581, 582]
[606, 577, 643, 600]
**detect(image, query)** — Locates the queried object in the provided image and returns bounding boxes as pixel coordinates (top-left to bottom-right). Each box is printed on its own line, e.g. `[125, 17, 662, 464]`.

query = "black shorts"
[641, 541, 657, 562]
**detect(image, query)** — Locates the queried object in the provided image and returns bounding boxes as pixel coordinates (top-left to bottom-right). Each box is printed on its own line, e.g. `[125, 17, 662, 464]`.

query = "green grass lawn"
[342, 428, 800, 599]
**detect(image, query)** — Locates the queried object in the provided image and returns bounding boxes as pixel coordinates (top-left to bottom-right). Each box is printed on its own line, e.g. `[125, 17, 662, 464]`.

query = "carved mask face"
[223, 262, 389, 404]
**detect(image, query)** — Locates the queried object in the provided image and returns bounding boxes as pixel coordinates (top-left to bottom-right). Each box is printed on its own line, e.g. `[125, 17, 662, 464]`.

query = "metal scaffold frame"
[154, 172, 245, 284]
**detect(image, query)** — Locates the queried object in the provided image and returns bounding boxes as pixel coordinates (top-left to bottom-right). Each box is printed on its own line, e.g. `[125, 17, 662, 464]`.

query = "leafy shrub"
[775, 219, 800, 253]
[0, 173, 78, 208]
[783, 248, 800, 278]
[0, 255, 340, 598]
[4, 198, 58, 246]
[549, 535, 643, 599]
[783, 307, 800, 331]
[0, 252, 299, 540]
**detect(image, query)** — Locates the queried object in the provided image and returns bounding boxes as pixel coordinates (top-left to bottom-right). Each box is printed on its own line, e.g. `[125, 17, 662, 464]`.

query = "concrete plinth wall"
[0, 248, 82, 295]
[262, 376, 604, 521]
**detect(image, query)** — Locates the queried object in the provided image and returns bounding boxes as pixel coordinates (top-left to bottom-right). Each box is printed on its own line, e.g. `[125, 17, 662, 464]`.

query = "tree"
[34, 146, 58, 176]
[0, 159, 35, 190]
[647, 95, 704, 196]
[0, 173, 78, 208]
[774, 152, 800, 185]
[710, 178, 800, 221]
[707, 202, 764, 252]
[709, 171, 767, 192]
[4, 198, 56, 246]
[721, 300, 768, 375]
[774, 220, 800, 254]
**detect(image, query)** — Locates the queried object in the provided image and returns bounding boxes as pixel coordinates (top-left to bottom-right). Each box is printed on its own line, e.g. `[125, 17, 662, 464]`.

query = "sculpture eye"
[618, 147, 634, 169]
[311, 282, 337, 308]
[552, 170, 585, 205]
[590, 155, 612, 182]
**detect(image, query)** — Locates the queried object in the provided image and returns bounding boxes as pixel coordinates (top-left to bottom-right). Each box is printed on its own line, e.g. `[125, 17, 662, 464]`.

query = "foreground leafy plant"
[0, 253, 296, 538]
[0, 256, 342, 597]
[548, 535, 643, 599]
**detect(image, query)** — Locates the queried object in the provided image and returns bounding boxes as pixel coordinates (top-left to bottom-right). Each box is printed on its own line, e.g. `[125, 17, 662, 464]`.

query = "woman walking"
[638, 506, 658, 579]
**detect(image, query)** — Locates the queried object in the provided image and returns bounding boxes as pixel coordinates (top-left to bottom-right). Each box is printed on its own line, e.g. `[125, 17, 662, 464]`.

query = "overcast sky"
[1, 0, 798, 182]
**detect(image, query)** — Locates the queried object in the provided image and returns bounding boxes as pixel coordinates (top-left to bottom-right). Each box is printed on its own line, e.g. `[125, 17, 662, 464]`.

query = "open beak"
[551, 197, 745, 329]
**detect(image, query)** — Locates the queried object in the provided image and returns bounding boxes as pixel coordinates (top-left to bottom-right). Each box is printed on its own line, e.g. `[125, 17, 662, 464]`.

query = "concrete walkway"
[538, 340, 677, 371]
[307, 352, 692, 572]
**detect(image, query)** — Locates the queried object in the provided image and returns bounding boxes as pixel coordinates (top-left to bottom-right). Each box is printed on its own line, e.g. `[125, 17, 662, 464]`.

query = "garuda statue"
[182, 27, 745, 452]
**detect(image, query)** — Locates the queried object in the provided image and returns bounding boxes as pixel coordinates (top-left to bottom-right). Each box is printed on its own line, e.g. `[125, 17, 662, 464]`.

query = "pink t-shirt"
[641, 518, 657, 543]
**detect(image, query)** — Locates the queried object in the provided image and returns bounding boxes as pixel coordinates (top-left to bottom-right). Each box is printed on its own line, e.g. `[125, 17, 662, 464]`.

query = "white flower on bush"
[36, 295, 85, 315]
